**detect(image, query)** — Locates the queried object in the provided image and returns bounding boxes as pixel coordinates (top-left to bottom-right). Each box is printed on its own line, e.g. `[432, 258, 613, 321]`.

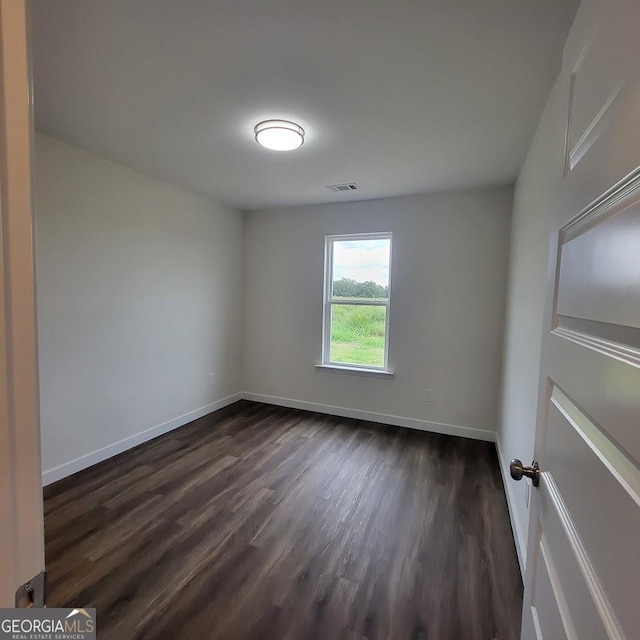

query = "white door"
[517, 0, 640, 638]
[0, 0, 46, 607]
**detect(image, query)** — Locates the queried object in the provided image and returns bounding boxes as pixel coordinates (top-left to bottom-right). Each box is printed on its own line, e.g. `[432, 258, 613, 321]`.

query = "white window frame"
[322, 232, 393, 372]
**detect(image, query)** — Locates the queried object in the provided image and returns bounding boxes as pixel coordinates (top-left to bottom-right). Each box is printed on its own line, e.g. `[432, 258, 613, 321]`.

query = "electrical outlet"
[208, 373, 215, 385]
[424, 388, 433, 402]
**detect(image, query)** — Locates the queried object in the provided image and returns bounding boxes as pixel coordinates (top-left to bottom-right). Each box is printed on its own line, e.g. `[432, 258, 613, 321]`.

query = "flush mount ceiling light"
[254, 120, 305, 151]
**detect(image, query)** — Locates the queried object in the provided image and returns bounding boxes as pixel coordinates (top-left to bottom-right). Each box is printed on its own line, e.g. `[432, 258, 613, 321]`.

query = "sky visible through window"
[332, 239, 390, 286]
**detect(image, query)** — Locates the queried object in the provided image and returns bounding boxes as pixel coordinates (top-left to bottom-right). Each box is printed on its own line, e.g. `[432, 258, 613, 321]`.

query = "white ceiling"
[31, 0, 579, 211]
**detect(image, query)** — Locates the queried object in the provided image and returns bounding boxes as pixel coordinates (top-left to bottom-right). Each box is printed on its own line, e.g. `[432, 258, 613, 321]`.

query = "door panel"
[521, 0, 640, 638]
[545, 387, 639, 636]
[524, 179, 640, 640]
[556, 188, 640, 328]
[526, 527, 577, 640]
[546, 332, 640, 462]
[531, 476, 620, 640]
[0, 0, 45, 606]
[566, 0, 640, 172]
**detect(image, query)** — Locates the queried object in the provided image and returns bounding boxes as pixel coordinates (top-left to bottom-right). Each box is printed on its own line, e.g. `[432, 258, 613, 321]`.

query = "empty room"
[1, 1, 639, 639]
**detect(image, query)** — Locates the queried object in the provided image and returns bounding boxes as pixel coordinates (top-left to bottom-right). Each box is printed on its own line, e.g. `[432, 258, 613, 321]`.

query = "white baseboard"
[242, 392, 495, 442]
[42, 392, 243, 486]
[42, 391, 497, 488]
[495, 435, 527, 576]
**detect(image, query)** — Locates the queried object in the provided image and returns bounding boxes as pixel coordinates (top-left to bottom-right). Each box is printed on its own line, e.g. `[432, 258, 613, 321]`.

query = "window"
[323, 233, 392, 371]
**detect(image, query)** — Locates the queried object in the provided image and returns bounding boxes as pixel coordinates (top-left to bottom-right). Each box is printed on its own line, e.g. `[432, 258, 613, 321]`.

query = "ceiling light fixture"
[254, 120, 305, 151]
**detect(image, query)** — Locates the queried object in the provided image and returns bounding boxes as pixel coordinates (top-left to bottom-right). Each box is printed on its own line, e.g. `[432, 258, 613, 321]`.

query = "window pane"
[330, 304, 386, 367]
[332, 238, 390, 300]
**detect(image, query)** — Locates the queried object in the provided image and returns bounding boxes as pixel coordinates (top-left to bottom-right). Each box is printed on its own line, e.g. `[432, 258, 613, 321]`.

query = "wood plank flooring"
[44, 401, 522, 640]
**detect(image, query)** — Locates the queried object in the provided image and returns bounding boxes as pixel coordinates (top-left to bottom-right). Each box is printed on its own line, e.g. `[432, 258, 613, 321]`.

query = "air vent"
[326, 182, 360, 193]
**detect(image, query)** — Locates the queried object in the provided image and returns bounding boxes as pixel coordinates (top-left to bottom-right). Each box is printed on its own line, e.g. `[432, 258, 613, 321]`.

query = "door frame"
[0, 0, 45, 607]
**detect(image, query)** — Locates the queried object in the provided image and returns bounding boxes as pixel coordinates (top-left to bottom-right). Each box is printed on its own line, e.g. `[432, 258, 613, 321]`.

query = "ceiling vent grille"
[326, 183, 360, 193]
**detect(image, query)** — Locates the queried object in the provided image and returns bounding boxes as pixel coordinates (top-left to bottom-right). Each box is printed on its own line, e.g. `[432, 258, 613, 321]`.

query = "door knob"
[510, 459, 540, 487]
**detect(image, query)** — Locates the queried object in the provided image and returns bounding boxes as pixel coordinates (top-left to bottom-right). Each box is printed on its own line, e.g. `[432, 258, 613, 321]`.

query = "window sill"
[315, 364, 395, 378]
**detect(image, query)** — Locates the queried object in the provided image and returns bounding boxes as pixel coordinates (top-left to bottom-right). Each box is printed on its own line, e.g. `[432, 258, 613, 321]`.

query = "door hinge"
[15, 571, 46, 608]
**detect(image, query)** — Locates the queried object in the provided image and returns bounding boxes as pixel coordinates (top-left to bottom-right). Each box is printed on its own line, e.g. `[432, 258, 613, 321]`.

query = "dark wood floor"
[44, 401, 522, 640]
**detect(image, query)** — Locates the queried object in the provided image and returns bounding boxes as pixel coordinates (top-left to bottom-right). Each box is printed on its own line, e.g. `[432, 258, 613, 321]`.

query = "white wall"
[243, 189, 512, 439]
[497, 84, 567, 570]
[498, 1, 595, 571]
[35, 134, 244, 484]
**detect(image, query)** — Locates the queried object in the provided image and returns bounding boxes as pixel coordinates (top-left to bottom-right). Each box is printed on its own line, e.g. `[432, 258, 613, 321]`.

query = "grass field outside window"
[330, 304, 387, 366]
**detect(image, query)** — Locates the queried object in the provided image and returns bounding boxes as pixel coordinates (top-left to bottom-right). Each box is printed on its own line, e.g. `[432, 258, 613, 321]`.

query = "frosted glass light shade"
[254, 120, 304, 151]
